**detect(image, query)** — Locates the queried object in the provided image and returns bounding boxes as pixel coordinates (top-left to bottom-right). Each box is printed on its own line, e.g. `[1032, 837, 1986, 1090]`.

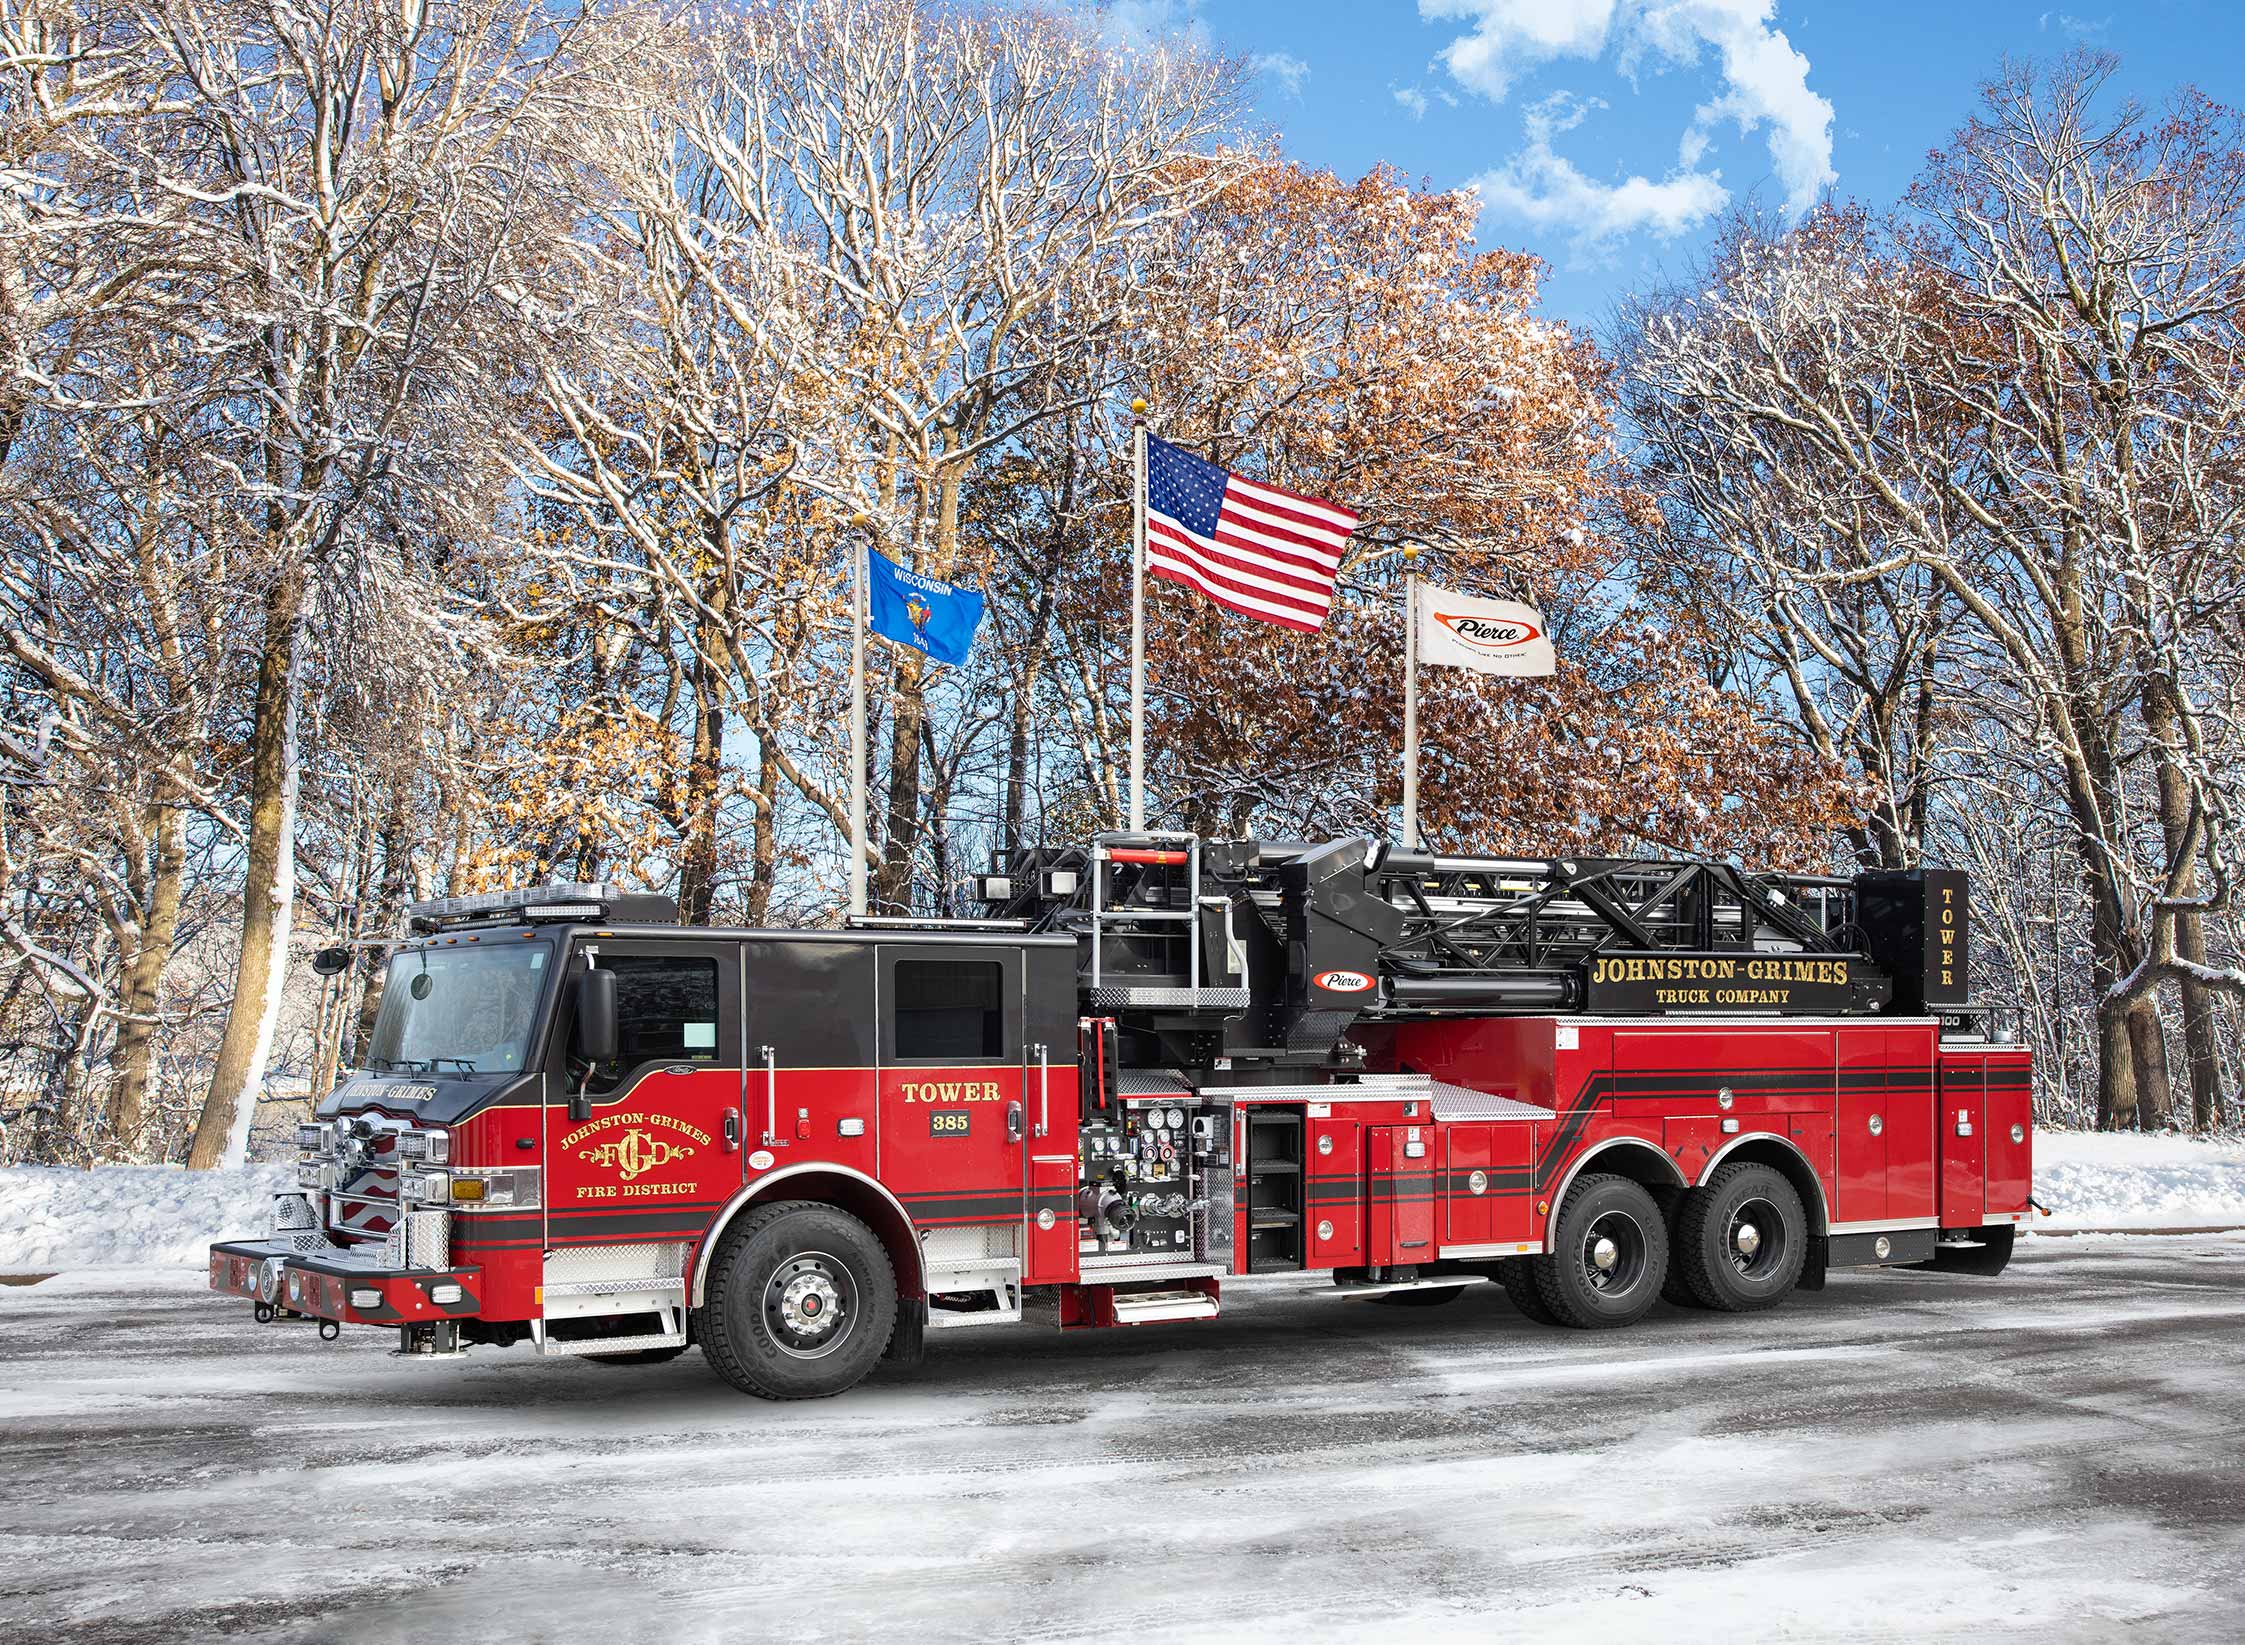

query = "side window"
[893, 959, 1004, 1061]
[590, 954, 721, 1089]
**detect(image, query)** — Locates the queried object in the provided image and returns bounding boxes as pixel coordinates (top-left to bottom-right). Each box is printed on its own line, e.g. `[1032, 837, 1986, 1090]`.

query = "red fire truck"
[211, 834, 2032, 1399]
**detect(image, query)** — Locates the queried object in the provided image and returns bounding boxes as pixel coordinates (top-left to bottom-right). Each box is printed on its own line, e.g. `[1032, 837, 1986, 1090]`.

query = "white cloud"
[1394, 83, 1431, 120]
[1424, 0, 1835, 228]
[2045, 11, 2110, 37]
[1465, 90, 1727, 247]
[1252, 51, 1310, 98]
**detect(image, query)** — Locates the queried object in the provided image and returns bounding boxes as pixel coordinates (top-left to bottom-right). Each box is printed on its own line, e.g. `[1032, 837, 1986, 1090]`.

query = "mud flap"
[884, 1296, 927, 1369]
[1797, 1235, 1828, 1292]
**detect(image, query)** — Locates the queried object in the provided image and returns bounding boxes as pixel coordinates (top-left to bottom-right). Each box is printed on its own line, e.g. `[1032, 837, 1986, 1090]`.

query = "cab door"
[549, 939, 745, 1237]
[877, 944, 1028, 1248]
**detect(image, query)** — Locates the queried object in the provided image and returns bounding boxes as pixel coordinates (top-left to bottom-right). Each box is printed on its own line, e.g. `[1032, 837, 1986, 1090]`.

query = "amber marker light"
[450, 1178, 487, 1202]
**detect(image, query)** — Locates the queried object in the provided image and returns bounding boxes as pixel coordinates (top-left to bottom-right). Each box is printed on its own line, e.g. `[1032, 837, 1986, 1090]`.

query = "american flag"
[1143, 434, 1358, 633]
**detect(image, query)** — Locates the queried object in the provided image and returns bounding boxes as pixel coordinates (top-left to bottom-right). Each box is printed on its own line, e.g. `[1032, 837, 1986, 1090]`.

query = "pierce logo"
[1436, 612, 1542, 651]
[1313, 968, 1375, 994]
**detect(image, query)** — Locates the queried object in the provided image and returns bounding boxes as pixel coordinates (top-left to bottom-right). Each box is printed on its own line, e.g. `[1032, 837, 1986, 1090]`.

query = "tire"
[1675, 1163, 1808, 1313]
[700, 1201, 897, 1400]
[1370, 1284, 1467, 1307]
[1531, 1174, 1670, 1330]
[1651, 1185, 1704, 1309]
[584, 1345, 689, 1366]
[1497, 1257, 1561, 1325]
[1909, 1225, 2014, 1277]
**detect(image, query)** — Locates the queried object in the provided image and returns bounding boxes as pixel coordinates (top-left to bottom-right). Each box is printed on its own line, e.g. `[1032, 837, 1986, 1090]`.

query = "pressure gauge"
[1166, 1107, 1185, 1131]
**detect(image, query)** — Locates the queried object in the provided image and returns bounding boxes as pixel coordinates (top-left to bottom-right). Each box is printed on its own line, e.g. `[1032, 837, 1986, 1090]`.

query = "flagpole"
[1402, 543, 1421, 850]
[848, 512, 869, 919]
[1128, 398, 1148, 832]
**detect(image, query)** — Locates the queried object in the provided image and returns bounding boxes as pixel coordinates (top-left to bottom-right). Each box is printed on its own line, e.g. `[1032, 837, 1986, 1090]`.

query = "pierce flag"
[1413, 582, 1555, 677]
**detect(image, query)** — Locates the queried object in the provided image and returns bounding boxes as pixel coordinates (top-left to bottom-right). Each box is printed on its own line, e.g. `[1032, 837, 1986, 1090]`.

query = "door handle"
[1006, 1101, 1024, 1143]
[1032, 1042, 1049, 1139]
[759, 1045, 778, 1145]
[723, 1111, 740, 1153]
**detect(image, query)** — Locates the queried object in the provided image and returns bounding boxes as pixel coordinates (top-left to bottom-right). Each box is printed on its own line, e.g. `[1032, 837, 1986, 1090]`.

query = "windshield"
[366, 942, 551, 1075]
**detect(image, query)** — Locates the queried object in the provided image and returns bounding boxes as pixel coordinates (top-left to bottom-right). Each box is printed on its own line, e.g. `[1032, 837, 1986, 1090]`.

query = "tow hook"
[318, 1320, 341, 1342]
[253, 1300, 276, 1325]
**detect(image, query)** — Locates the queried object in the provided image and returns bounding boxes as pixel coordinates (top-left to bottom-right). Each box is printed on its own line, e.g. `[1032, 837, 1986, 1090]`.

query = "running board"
[1111, 1288, 1220, 1325]
[1320, 1274, 1494, 1300]
[534, 1325, 689, 1358]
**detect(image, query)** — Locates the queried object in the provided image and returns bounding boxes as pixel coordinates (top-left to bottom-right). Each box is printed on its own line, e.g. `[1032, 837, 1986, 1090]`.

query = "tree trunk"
[2125, 999, 2174, 1131]
[747, 734, 780, 926]
[107, 800, 187, 1152]
[675, 642, 726, 924]
[2143, 672, 2227, 1130]
[188, 570, 308, 1169]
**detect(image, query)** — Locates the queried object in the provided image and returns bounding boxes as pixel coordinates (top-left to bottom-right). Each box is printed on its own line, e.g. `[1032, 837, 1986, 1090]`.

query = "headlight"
[396, 1129, 450, 1164]
[403, 1170, 454, 1204]
[297, 1122, 334, 1153]
[296, 1159, 336, 1191]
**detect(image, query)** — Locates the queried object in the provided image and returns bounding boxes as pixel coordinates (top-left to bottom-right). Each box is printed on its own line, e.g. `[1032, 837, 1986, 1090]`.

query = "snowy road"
[5, 1237, 2244, 1644]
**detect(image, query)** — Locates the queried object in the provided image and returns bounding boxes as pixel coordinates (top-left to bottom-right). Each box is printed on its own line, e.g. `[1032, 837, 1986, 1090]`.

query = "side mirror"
[571, 969, 618, 1065]
[310, 945, 353, 977]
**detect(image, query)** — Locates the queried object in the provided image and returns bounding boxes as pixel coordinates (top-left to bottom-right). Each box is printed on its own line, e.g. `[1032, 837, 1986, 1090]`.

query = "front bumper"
[210, 1239, 484, 1326]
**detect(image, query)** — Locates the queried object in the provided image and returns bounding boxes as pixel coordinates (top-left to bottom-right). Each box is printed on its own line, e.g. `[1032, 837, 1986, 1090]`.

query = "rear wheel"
[1532, 1174, 1669, 1330]
[1651, 1185, 1704, 1308]
[701, 1201, 897, 1400]
[1675, 1163, 1807, 1312]
[1909, 1225, 2014, 1277]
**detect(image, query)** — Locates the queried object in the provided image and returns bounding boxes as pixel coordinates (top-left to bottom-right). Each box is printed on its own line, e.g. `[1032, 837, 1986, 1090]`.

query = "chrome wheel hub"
[1734, 1222, 1762, 1258]
[1591, 1236, 1619, 1272]
[763, 1252, 856, 1359]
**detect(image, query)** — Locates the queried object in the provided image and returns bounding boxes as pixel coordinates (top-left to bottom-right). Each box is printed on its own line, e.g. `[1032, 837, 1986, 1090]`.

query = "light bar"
[405, 882, 611, 927]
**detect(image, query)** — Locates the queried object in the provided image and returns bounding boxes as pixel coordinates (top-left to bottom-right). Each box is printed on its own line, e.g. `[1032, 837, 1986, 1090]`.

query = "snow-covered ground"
[3, 1236, 2243, 1642]
[2034, 1130, 2245, 1230]
[0, 1162, 286, 1269]
[5, 1130, 2242, 1272]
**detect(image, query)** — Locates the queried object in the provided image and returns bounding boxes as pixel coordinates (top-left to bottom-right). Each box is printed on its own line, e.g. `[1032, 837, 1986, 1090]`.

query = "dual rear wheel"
[1501, 1163, 1809, 1330]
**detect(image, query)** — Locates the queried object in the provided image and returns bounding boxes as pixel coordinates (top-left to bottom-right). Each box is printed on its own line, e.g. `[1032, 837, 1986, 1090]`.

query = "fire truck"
[210, 833, 2032, 1400]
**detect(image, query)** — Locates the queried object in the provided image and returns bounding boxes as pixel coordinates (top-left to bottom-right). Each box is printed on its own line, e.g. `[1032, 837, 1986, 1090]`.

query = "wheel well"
[692, 1169, 925, 1307]
[1700, 1137, 1828, 1236]
[1541, 1140, 1686, 1252]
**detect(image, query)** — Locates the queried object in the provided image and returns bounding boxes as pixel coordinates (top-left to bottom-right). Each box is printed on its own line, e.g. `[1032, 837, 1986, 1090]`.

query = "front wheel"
[701, 1201, 897, 1400]
[1530, 1174, 1670, 1330]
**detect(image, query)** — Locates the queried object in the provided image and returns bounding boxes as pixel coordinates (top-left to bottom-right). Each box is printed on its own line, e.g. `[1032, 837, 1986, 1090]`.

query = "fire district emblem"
[578, 1129, 696, 1181]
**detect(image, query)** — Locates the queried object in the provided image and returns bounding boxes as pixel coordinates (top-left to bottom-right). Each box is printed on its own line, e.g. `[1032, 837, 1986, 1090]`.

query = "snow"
[4, 1236, 2244, 1641]
[2033, 1130, 2245, 1231]
[0, 1163, 287, 1269]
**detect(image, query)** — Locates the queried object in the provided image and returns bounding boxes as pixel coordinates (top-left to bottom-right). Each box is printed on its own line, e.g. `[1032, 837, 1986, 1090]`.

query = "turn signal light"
[450, 1178, 487, 1202]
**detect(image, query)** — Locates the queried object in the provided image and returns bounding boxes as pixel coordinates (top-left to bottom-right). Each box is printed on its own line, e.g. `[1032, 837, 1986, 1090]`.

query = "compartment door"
[1369, 1126, 1437, 1266]
[1307, 1117, 1363, 1267]
[1835, 1027, 1889, 1224]
[1445, 1125, 1493, 1247]
[1938, 1055, 1986, 1226]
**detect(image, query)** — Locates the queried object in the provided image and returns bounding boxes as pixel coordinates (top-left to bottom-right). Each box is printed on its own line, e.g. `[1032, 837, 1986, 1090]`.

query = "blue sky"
[1111, 1, 2245, 333]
